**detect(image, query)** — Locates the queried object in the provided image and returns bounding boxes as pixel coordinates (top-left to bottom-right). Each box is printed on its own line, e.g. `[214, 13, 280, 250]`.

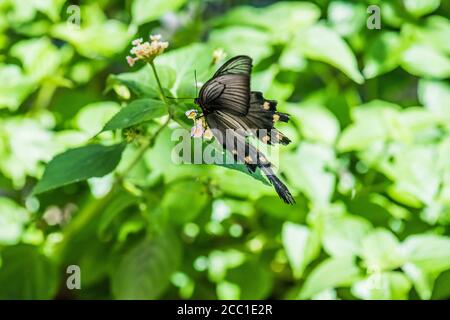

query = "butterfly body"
[194, 55, 295, 204]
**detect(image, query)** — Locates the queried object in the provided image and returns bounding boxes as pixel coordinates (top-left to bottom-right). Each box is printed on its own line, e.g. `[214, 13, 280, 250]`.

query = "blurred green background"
[1, 0, 450, 300]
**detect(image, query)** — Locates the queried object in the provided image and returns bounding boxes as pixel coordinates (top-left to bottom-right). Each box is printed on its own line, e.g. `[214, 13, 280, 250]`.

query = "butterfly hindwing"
[242, 91, 291, 145]
[205, 111, 295, 204]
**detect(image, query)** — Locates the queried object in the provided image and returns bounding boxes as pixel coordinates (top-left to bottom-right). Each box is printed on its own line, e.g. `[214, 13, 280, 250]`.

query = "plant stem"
[118, 61, 172, 179]
[150, 61, 169, 106]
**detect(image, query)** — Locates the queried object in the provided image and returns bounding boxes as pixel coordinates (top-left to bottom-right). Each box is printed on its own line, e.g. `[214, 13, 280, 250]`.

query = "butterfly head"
[194, 97, 200, 105]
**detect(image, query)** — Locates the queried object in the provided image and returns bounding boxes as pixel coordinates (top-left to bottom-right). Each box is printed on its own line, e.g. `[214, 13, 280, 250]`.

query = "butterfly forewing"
[199, 56, 252, 116]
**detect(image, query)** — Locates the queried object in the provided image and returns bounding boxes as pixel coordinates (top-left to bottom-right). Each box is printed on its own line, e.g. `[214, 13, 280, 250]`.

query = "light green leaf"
[282, 222, 320, 279]
[216, 2, 321, 41]
[322, 215, 373, 258]
[337, 100, 401, 152]
[0, 198, 29, 245]
[33, 143, 126, 194]
[51, 20, 132, 58]
[0, 64, 34, 111]
[132, 0, 186, 26]
[403, 0, 441, 18]
[102, 99, 167, 132]
[403, 263, 438, 300]
[76, 101, 120, 135]
[287, 103, 340, 145]
[418, 79, 450, 120]
[209, 27, 272, 64]
[401, 44, 450, 79]
[361, 229, 404, 271]
[299, 256, 361, 299]
[328, 1, 366, 36]
[352, 271, 412, 300]
[111, 231, 182, 299]
[0, 245, 58, 299]
[0, 117, 59, 188]
[284, 142, 336, 204]
[10, 37, 63, 82]
[402, 234, 450, 274]
[298, 24, 364, 84]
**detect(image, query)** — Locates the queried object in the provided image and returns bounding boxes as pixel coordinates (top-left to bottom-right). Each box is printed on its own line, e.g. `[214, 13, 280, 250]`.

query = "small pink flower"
[132, 38, 143, 46]
[191, 120, 205, 138]
[126, 56, 136, 67]
[185, 109, 198, 120]
[150, 34, 162, 41]
[203, 129, 213, 140]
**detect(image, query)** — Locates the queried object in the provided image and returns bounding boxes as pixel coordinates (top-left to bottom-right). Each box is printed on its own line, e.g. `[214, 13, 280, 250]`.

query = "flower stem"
[118, 61, 172, 180]
[150, 61, 169, 106]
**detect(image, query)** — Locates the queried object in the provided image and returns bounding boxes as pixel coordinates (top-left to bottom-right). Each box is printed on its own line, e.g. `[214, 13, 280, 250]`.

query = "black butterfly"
[194, 55, 295, 204]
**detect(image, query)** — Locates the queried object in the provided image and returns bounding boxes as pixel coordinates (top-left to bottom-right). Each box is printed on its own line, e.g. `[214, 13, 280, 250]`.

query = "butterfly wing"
[206, 111, 295, 204]
[198, 56, 252, 116]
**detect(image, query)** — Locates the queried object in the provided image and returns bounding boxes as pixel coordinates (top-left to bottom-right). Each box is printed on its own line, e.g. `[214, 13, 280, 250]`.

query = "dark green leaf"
[33, 143, 126, 194]
[0, 245, 58, 299]
[111, 231, 182, 299]
[102, 99, 167, 132]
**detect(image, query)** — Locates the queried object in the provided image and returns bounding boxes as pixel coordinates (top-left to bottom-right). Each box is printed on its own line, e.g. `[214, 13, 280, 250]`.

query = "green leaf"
[162, 179, 209, 225]
[418, 79, 450, 120]
[287, 103, 340, 145]
[361, 229, 404, 271]
[337, 100, 401, 152]
[132, 0, 187, 26]
[0, 245, 58, 299]
[363, 32, 405, 78]
[0, 64, 34, 111]
[322, 215, 373, 258]
[216, 2, 321, 41]
[76, 101, 120, 135]
[403, 263, 438, 300]
[328, 1, 366, 36]
[403, 0, 441, 18]
[282, 222, 320, 279]
[10, 37, 64, 82]
[298, 24, 364, 84]
[111, 231, 182, 299]
[401, 44, 450, 79]
[102, 99, 167, 132]
[33, 143, 126, 194]
[0, 198, 29, 245]
[284, 142, 336, 204]
[352, 271, 412, 300]
[299, 256, 361, 299]
[209, 27, 273, 64]
[402, 234, 450, 274]
[158, 43, 213, 97]
[51, 20, 132, 58]
[221, 260, 273, 299]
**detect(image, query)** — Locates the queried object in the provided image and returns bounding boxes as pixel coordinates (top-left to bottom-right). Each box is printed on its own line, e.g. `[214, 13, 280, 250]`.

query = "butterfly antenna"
[194, 69, 198, 98]
[165, 96, 195, 100]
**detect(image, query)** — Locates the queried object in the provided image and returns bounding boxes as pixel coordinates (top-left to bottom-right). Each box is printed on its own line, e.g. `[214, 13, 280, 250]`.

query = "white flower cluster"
[185, 109, 213, 139]
[126, 34, 169, 66]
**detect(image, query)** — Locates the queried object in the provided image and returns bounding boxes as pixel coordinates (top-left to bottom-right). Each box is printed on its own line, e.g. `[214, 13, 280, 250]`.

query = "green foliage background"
[1, 0, 450, 300]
